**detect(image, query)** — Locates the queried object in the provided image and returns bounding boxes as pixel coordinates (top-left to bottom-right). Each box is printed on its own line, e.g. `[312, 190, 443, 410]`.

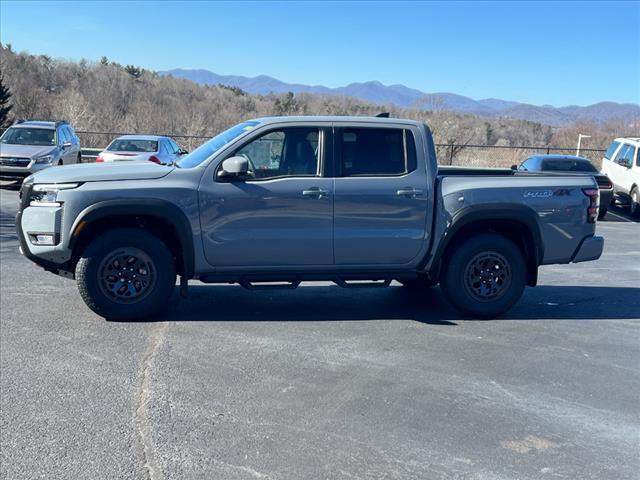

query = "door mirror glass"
[62, 141, 72, 148]
[219, 156, 249, 179]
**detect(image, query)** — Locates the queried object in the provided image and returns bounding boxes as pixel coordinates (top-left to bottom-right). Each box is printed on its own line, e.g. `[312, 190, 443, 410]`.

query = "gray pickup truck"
[16, 116, 604, 320]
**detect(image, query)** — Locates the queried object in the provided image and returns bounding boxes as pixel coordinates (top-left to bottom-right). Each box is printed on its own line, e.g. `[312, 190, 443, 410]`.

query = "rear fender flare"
[429, 204, 543, 284]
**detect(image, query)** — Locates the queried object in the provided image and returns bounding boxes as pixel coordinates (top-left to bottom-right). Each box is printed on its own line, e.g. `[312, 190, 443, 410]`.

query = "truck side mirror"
[219, 156, 249, 180]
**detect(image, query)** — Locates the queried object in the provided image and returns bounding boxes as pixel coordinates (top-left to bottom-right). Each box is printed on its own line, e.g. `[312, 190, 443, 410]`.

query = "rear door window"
[338, 128, 415, 176]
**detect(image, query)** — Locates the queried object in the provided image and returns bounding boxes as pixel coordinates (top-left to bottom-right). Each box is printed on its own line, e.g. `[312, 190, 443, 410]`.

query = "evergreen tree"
[124, 64, 144, 78]
[0, 74, 13, 128]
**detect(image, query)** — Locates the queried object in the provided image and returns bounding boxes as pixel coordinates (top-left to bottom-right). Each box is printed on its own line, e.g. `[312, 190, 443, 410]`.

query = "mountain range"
[160, 68, 640, 127]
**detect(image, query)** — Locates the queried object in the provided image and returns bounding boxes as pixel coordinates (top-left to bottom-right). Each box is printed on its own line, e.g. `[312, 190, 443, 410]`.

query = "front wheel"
[440, 233, 526, 318]
[75, 228, 176, 320]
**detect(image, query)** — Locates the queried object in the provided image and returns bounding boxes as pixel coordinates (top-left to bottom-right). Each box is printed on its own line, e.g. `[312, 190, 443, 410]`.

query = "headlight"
[29, 183, 80, 207]
[34, 155, 54, 164]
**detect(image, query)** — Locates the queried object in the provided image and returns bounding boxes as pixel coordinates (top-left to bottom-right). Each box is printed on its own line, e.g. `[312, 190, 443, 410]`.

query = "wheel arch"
[68, 199, 195, 279]
[429, 204, 543, 287]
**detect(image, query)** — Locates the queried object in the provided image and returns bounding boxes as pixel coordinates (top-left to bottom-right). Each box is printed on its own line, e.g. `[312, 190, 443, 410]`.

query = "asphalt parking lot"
[0, 184, 638, 480]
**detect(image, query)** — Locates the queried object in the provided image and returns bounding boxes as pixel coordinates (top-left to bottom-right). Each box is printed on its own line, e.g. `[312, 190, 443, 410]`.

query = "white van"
[601, 137, 640, 218]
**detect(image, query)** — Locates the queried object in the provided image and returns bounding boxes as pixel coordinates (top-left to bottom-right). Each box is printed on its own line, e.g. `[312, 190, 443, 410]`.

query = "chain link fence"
[74, 131, 606, 169]
[435, 143, 606, 169]
[1, 127, 607, 168]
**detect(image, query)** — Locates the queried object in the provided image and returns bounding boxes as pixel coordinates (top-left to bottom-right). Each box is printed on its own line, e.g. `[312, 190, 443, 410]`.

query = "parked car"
[0, 120, 82, 182]
[95, 135, 187, 165]
[16, 116, 603, 320]
[517, 154, 613, 219]
[601, 137, 640, 218]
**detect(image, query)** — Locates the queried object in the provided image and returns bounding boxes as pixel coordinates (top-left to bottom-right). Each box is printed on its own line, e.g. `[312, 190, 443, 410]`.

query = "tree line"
[0, 43, 634, 152]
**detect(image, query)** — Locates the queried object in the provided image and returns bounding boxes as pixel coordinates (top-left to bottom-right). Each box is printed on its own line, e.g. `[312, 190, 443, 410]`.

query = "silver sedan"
[96, 135, 187, 165]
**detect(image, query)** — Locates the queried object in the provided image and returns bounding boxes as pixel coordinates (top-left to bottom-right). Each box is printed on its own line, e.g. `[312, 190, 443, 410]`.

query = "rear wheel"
[630, 187, 640, 219]
[75, 228, 176, 320]
[440, 233, 526, 318]
[77, 153, 82, 164]
[57, 159, 63, 166]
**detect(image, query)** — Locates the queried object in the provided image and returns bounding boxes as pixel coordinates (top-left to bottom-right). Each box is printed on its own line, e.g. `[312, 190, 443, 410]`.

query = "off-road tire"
[75, 228, 176, 320]
[440, 233, 526, 319]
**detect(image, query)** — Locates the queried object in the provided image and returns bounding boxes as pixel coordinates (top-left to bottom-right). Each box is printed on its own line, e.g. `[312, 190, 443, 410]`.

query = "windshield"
[108, 138, 158, 152]
[0, 127, 56, 146]
[541, 159, 597, 172]
[177, 121, 260, 168]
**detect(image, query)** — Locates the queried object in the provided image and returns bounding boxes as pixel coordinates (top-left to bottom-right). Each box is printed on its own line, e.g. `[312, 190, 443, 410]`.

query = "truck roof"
[253, 116, 424, 127]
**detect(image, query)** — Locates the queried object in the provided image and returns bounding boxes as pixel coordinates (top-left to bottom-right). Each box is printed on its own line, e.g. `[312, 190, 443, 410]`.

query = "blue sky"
[1, 0, 639, 107]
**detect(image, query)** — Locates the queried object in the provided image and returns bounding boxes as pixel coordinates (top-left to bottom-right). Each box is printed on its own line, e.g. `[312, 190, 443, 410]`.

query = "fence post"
[547, 147, 550, 154]
[449, 142, 454, 166]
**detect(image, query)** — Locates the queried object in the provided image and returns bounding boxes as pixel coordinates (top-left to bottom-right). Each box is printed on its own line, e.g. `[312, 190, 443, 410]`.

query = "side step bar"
[199, 274, 399, 291]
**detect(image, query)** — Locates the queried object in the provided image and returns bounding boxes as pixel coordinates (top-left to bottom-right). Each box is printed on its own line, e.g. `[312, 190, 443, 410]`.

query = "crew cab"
[16, 116, 604, 320]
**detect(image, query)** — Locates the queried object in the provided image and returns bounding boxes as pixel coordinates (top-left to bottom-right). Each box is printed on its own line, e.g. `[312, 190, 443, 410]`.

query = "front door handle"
[396, 187, 423, 198]
[302, 187, 329, 198]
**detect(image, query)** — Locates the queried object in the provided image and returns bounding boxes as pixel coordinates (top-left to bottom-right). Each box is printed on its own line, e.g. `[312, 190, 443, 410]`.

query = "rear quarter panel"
[435, 174, 598, 265]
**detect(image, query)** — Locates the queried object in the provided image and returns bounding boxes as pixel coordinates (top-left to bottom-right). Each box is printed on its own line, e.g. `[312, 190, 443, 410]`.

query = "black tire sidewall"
[441, 233, 526, 318]
[76, 228, 176, 320]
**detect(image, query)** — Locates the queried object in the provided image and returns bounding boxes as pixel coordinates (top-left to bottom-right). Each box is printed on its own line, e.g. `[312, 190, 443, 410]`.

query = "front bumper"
[16, 210, 72, 274]
[16, 182, 74, 274]
[572, 235, 604, 263]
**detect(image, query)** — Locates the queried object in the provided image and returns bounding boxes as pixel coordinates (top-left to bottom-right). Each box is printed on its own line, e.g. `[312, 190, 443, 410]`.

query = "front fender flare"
[68, 198, 195, 278]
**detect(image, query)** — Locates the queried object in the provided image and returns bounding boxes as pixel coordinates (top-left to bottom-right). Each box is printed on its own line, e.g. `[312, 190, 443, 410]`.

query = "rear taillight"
[95, 155, 104, 163]
[583, 188, 600, 223]
[148, 155, 161, 164]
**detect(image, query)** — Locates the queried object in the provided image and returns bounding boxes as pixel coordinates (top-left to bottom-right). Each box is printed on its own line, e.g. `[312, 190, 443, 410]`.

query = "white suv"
[601, 137, 640, 218]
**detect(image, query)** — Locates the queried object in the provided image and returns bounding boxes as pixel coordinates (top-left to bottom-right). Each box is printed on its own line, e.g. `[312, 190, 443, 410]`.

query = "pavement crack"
[134, 322, 168, 480]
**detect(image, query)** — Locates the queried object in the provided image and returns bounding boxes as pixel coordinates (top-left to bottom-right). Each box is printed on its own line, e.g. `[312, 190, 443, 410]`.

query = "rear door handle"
[302, 187, 329, 198]
[396, 188, 423, 198]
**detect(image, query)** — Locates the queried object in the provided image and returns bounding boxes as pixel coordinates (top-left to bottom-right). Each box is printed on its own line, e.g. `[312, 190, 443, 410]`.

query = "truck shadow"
[151, 284, 640, 324]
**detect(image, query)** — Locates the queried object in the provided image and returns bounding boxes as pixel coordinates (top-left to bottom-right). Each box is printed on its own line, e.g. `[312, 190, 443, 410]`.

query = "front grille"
[0, 157, 31, 167]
